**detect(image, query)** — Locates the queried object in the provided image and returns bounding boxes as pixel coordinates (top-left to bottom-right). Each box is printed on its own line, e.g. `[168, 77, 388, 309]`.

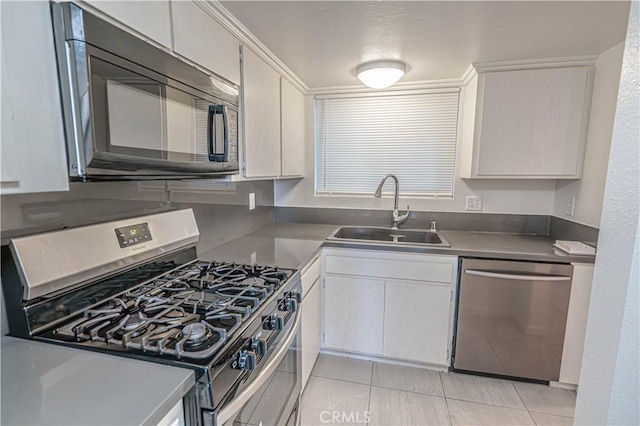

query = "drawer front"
[301, 255, 321, 298]
[325, 252, 455, 284]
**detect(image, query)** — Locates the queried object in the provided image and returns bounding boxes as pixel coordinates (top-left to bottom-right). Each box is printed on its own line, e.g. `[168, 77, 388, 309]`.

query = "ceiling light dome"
[356, 60, 406, 89]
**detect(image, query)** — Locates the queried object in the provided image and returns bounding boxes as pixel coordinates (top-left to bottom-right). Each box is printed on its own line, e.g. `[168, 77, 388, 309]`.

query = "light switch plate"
[249, 193, 255, 210]
[466, 196, 482, 211]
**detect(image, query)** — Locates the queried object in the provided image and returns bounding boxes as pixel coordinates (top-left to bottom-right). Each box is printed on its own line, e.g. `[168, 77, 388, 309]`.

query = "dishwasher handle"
[464, 269, 572, 282]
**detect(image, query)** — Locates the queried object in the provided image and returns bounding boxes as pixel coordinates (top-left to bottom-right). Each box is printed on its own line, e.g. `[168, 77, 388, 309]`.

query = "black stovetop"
[42, 259, 293, 361]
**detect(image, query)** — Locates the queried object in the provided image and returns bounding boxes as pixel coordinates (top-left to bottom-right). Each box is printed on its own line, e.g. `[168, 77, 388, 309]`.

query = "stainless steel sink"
[327, 226, 450, 247]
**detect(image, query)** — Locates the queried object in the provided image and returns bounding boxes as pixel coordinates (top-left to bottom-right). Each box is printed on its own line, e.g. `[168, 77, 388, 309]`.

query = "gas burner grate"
[51, 259, 293, 361]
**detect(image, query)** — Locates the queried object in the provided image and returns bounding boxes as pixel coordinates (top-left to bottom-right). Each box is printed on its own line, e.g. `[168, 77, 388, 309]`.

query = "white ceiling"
[220, 1, 630, 89]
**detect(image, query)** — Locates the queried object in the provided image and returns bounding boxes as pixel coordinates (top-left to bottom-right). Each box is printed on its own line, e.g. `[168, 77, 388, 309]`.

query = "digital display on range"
[115, 223, 152, 248]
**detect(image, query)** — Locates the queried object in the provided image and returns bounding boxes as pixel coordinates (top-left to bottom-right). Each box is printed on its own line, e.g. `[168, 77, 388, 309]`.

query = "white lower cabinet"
[301, 255, 322, 390]
[382, 280, 452, 365]
[156, 399, 184, 426]
[301, 278, 322, 390]
[323, 275, 385, 355]
[322, 249, 458, 367]
[558, 263, 595, 385]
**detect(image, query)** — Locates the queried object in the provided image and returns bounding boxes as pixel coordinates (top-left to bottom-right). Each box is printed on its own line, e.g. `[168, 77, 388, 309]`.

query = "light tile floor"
[300, 354, 576, 426]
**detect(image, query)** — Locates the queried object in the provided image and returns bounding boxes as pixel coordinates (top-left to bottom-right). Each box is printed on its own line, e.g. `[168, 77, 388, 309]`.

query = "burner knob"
[279, 298, 297, 313]
[237, 350, 256, 371]
[263, 315, 283, 330]
[251, 337, 267, 356]
[283, 291, 302, 304]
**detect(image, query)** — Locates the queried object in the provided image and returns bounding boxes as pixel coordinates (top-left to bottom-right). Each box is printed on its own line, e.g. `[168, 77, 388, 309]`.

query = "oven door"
[215, 307, 302, 426]
[63, 42, 239, 179]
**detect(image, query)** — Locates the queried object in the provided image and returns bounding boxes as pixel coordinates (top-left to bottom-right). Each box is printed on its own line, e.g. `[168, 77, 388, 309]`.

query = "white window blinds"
[315, 90, 459, 197]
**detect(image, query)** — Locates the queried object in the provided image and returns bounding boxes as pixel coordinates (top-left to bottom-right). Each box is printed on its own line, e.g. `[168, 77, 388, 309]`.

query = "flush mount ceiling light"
[356, 60, 406, 89]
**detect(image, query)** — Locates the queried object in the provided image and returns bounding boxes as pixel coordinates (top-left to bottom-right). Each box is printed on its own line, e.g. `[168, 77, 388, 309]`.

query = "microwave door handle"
[208, 105, 228, 162]
[223, 104, 229, 162]
[464, 269, 572, 282]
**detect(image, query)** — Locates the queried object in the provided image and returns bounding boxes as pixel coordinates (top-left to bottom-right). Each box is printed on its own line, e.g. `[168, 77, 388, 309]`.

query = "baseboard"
[319, 348, 449, 372]
[549, 381, 578, 391]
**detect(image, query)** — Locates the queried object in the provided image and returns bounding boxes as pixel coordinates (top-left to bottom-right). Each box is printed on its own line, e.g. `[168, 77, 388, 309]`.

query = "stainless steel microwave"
[51, 3, 239, 180]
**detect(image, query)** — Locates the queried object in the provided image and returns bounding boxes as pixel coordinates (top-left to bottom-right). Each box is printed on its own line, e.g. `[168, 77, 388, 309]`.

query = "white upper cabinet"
[460, 66, 594, 179]
[280, 79, 305, 177]
[171, 1, 241, 85]
[84, 1, 172, 49]
[241, 47, 282, 178]
[1, 1, 69, 195]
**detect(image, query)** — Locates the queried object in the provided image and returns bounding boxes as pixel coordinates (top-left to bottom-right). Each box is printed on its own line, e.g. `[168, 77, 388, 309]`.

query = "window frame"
[313, 88, 461, 199]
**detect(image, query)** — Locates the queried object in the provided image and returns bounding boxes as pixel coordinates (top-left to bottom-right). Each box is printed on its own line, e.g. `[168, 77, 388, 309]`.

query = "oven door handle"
[464, 269, 572, 281]
[217, 309, 301, 425]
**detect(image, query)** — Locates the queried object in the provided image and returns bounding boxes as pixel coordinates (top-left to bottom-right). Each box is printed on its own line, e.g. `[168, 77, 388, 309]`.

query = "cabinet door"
[300, 255, 321, 298]
[324, 275, 384, 355]
[156, 399, 184, 426]
[383, 280, 452, 366]
[559, 263, 594, 385]
[1, 1, 69, 195]
[281, 79, 305, 177]
[84, 1, 172, 48]
[241, 48, 281, 178]
[476, 67, 591, 177]
[301, 279, 322, 390]
[171, 1, 240, 85]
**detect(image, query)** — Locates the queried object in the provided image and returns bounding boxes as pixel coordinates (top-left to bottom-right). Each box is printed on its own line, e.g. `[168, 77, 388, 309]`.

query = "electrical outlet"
[466, 196, 482, 211]
[565, 196, 575, 216]
[249, 193, 255, 210]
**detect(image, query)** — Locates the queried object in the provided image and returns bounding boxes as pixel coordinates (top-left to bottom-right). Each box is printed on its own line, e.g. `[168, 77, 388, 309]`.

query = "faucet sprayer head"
[374, 174, 395, 198]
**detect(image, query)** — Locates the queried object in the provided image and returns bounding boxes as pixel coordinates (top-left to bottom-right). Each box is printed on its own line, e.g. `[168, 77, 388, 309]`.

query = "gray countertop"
[441, 230, 595, 262]
[1, 222, 594, 426]
[199, 223, 596, 268]
[199, 224, 339, 270]
[1, 336, 195, 426]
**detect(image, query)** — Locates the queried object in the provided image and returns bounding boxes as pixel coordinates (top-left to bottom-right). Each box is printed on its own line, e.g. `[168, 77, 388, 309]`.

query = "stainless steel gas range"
[1, 209, 302, 426]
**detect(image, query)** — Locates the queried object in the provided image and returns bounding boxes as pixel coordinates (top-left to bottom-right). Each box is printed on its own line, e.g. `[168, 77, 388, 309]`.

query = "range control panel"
[115, 223, 152, 248]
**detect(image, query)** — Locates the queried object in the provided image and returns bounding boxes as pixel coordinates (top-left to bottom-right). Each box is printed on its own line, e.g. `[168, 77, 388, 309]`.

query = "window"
[315, 90, 459, 197]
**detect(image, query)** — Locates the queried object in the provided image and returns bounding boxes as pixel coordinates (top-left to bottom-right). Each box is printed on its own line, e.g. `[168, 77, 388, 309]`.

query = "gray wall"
[0, 179, 275, 336]
[1, 179, 275, 255]
[552, 43, 625, 228]
[574, 4, 639, 423]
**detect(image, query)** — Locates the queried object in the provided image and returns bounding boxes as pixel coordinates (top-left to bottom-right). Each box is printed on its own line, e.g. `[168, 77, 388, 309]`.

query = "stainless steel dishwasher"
[453, 258, 573, 382]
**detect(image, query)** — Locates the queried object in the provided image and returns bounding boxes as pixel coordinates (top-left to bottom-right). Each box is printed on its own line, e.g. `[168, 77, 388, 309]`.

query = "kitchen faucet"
[374, 174, 410, 230]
